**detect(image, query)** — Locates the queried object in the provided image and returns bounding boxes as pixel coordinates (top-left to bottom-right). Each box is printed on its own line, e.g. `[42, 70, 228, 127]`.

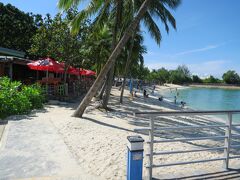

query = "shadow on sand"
[152, 168, 240, 180]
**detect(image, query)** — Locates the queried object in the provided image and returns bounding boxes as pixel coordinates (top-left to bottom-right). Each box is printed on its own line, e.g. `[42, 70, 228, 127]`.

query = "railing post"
[148, 118, 154, 180]
[223, 112, 232, 169]
[127, 136, 144, 180]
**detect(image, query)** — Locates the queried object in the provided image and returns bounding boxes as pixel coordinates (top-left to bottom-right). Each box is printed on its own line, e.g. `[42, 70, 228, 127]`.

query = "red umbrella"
[27, 58, 64, 73]
[76, 69, 96, 76]
[59, 62, 77, 75]
[66, 68, 96, 76]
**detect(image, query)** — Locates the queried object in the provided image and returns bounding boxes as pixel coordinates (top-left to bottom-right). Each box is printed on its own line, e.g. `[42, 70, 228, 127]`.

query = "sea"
[158, 86, 240, 122]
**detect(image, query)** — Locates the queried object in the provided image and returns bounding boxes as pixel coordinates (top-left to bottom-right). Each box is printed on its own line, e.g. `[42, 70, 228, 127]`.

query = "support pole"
[127, 136, 144, 180]
[9, 62, 13, 80]
[223, 112, 232, 169]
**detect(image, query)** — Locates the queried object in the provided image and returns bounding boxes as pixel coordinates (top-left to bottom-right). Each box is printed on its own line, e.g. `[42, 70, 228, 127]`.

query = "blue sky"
[1, 0, 240, 78]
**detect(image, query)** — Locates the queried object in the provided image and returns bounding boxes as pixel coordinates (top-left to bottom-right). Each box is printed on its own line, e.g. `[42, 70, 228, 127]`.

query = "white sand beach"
[1, 84, 240, 179]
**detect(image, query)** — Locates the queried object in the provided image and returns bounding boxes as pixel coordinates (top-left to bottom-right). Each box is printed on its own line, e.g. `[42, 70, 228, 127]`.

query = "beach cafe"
[0, 47, 96, 100]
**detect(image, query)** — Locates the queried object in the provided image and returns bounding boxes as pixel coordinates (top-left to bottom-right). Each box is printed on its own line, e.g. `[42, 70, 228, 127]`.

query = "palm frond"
[143, 12, 162, 45]
[154, 0, 176, 30]
[160, 0, 181, 9]
[58, 0, 83, 10]
[70, 0, 105, 34]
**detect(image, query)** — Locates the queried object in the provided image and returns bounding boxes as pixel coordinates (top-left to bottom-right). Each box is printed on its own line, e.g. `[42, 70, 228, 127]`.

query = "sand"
[1, 84, 240, 179]
[49, 85, 240, 179]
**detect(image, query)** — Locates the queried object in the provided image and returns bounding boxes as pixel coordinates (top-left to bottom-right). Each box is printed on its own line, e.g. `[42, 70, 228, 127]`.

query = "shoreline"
[188, 84, 240, 90]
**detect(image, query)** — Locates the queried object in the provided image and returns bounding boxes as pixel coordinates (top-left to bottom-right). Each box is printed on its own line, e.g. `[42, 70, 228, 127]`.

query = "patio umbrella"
[80, 69, 96, 76]
[59, 62, 77, 75]
[66, 68, 96, 76]
[27, 58, 64, 73]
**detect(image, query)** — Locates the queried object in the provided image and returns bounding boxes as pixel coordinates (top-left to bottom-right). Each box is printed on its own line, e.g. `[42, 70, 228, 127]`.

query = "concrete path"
[0, 115, 97, 180]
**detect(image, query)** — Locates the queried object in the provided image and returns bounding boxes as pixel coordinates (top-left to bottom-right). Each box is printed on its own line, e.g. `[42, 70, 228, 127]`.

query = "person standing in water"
[174, 96, 177, 104]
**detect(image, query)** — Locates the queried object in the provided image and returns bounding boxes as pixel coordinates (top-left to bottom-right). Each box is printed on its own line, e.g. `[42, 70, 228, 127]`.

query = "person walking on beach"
[174, 96, 177, 104]
[152, 85, 156, 94]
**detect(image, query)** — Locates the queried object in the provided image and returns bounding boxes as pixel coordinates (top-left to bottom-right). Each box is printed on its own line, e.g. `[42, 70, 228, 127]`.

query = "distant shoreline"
[187, 83, 240, 90]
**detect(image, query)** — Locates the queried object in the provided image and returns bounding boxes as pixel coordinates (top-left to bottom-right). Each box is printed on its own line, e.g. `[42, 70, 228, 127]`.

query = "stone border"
[0, 120, 8, 144]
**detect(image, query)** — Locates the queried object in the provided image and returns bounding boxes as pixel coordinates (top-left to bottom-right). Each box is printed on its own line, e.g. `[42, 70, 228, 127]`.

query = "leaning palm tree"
[118, 0, 180, 103]
[59, 0, 153, 117]
[59, 0, 124, 109]
[102, 0, 181, 107]
[59, 0, 181, 117]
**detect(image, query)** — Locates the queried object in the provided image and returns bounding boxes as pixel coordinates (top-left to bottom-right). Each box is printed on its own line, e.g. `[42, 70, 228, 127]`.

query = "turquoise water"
[159, 87, 240, 122]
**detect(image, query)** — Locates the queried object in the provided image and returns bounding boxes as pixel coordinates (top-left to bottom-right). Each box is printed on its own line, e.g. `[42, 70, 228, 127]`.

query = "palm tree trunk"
[98, 79, 107, 99]
[73, 0, 151, 117]
[102, 0, 121, 109]
[120, 32, 136, 104]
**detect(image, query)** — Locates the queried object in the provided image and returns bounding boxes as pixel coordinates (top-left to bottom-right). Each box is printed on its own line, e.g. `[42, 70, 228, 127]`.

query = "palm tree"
[62, 0, 153, 117]
[58, 0, 181, 117]
[59, 0, 122, 103]
[84, 25, 112, 75]
[102, 0, 181, 106]
[119, 30, 146, 103]
[118, 0, 180, 103]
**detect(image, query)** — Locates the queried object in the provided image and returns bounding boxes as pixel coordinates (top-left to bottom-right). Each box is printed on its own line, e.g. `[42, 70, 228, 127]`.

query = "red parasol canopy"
[27, 58, 64, 73]
[65, 67, 96, 76]
[84, 69, 96, 76]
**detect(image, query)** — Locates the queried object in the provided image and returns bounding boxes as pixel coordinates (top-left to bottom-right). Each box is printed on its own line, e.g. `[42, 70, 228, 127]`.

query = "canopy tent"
[67, 68, 96, 76]
[27, 58, 64, 73]
[83, 69, 96, 76]
[27, 58, 96, 76]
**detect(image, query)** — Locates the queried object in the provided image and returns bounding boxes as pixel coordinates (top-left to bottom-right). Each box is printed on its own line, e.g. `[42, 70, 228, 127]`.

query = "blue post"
[127, 136, 144, 180]
[129, 79, 133, 94]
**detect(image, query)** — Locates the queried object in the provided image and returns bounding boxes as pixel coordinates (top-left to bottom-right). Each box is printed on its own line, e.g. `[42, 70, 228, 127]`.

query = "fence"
[134, 110, 240, 180]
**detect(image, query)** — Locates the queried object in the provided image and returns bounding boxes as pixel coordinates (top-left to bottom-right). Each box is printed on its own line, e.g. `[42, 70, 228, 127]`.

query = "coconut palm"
[105, 0, 181, 105]
[119, 30, 146, 103]
[59, 0, 124, 108]
[58, 0, 180, 117]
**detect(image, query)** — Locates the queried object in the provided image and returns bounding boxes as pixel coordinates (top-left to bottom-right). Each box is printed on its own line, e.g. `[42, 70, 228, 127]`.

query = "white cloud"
[175, 43, 224, 56]
[146, 62, 179, 70]
[188, 60, 228, 78]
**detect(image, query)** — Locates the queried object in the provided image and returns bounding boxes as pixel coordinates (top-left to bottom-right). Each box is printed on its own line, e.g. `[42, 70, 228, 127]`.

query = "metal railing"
[134, 110, 240, 180]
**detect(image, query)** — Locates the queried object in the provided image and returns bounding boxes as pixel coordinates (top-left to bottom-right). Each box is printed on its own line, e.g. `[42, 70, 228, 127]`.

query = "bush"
[0, 77, 44, 119]
[22, 84, 45, 109]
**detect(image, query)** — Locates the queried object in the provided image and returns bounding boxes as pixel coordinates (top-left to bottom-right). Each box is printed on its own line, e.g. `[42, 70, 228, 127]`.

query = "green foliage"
[222, 70, 240, 84]
[83, 25, 112, 73]
[0, 77, 44, 119]
[147, 68, 169, 84]
[0, 3, 41, 52]
[169, 65, 192, 84]
[22, 84, 45, 109]
[28, 9, 89, 68]
[192, 75, 203, 83]
[203, 75, 221, 83]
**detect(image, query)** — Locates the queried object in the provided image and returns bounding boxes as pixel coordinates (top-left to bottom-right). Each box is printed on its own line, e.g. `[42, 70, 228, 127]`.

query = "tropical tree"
[107, 0, 181, 105]
[29, 9, 89, 82]
[59, 0, 181, 117]
[62, 0, 152, 117]
[222, 70, 240, 84]
[83, 25, 112, 74]
[169, 65, 191, 84]
[0, 3, 40, 52]
[192, 75, 203, 83]
[203, 75, 221, 84]
[119, 31, 146, 103]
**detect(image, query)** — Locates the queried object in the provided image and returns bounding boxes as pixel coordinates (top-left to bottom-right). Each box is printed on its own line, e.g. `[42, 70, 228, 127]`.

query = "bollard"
[127, 136, 144, 180]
